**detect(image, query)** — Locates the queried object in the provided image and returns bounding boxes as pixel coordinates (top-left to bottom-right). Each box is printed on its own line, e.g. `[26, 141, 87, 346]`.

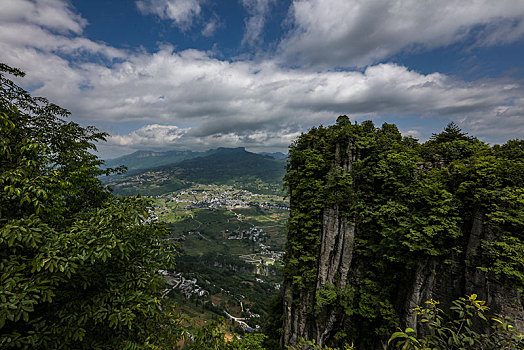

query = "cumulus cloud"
[1, 0, 523, 158]
[279, 0, 524, 68]
[109, 124, 301, 154]
[402, 129, 423, 139]
[241, 0, 276, 46]
[110, 124, 188, 146]
[459, 96, 524, 144]
[41, 50, 520, 153]
[0, 22, 125, 60]
[136, 0, 202, 31]
[0, 0, 125, 66]
[0, 0, 87, 34]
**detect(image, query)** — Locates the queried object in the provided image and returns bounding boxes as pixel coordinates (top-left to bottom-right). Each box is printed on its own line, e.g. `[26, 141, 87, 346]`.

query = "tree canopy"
[0, 64, 182, 348]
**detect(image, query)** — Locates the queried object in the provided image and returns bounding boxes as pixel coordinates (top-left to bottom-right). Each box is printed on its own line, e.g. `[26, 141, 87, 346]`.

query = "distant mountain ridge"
[104, 149, 206, 170]
[259, 151, 288, 160]
[105, 147, 287, 196]
[167, 147, 285, 184]
[105, 148, 287, 170]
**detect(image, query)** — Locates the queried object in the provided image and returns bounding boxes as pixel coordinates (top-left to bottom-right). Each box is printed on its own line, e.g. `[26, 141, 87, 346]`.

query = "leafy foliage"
[0, 64, 182, 348]
[182, 318, 266, 350]
[286, 337, 354, 350]
[389, 295, 524, 350]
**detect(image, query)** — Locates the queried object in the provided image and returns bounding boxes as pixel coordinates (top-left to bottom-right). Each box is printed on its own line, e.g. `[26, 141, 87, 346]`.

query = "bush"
[389, 294, 524, 350]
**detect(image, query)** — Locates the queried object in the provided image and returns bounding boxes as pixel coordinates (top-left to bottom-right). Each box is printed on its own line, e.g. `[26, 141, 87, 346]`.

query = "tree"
[0, 64, 182, 348]
[389, 295, 524, 350]
[182, 318, 266, 350]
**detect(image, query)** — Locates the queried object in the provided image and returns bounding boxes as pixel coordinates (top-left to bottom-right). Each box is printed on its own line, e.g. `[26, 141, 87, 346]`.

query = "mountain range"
[105, 148, 287, 171]
[104, 147, 287, 196]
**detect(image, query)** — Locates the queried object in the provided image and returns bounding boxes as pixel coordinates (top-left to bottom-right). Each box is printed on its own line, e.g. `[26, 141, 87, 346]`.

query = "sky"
[1, 0, 524, 159]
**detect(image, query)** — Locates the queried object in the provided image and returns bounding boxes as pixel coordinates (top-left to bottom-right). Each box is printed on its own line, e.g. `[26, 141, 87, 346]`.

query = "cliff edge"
[280, 117, 524, 349]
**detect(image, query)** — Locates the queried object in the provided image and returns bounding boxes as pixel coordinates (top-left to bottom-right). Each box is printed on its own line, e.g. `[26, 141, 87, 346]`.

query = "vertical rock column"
[315, 206, 356, 347]
[281, 141, 357, 348]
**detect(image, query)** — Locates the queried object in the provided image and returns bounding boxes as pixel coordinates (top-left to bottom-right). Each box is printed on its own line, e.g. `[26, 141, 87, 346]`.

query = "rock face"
[280, 120, 524, 349]
[282, 190, 524, 349]
[281, 137, 363, 348]
[281, 206, 356, 347]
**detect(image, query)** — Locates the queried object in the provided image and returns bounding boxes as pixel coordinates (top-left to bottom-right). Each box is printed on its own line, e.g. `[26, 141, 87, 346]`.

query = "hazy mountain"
[259, 151, 288, 160]
[104, 150, 206, 171]
[106, 147, 286, 196]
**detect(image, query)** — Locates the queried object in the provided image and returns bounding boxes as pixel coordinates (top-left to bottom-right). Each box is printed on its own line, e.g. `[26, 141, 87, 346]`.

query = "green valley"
[105, 147, 286, 196]
[149, 184, 288, 334]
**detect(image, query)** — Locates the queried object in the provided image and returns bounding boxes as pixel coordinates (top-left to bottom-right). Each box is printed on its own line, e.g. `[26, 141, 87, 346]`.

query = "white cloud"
[0, 0, 87, 34]
[402, 129, 423, 139]
[201, 14, 221, 37]
[110, 124, 188, 146]
[28, 48, 520, 152]
[0, 0, 124, 68]
[1, 0, 523, 158]
[136, 0, 202, 31]
[279, 0, 524, 68]
[108, 124, 301, 155]
[0, 22, 125, 59]
[241, 0, 276, 46]
[459, 96, 524, 144]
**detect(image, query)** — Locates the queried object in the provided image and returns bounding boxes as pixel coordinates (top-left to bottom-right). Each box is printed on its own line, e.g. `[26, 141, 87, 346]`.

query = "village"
[160, 270, 208, 299]
[162, 186, 289, 211]
[150, 185, 287, 267]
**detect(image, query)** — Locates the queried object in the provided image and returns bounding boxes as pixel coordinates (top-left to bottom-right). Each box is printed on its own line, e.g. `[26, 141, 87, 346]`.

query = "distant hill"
[105, 147, 286, 196]
[105, 148, 287, 171]
[104, 150, 206, 171]
[260, 151, 288, 160]
[170, 147, 285, 184]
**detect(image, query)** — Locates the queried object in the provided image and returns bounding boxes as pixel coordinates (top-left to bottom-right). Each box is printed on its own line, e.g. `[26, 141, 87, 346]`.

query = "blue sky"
[1, 0, 524, 158]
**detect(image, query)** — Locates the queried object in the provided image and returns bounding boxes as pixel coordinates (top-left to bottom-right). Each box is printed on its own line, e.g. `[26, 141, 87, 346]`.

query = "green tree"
[182, 318, 266, 350]
[0, 64, 182, 348]
[389, 295, 524, 350]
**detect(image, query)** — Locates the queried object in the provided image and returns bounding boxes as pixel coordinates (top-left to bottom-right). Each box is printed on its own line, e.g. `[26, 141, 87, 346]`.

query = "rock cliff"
[280, 118, 524, 349]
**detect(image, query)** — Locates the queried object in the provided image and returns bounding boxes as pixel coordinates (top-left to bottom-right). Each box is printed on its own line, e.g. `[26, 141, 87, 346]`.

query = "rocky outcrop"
[402, 259, 437, 333]
[281, 285, 313, 346]
[281, 165, 523, 349]
[315, 207, 355, 346]
[281, 139, 359, 348]
[280, 120, 523, 349]
[281, 205, 357, 348]
[282, 203, 524, 349]
[316, 207, 355, 290]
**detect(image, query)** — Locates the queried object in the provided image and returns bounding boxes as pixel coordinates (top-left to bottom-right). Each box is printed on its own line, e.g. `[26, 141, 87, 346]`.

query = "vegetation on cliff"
[278, 115, 524, 348]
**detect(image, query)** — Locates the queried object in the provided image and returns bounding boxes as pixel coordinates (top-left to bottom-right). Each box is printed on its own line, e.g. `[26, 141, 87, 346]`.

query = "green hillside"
[172, 147, 286, 184]
[104, 149, 206, 170]
[106, 147, 286, 196]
